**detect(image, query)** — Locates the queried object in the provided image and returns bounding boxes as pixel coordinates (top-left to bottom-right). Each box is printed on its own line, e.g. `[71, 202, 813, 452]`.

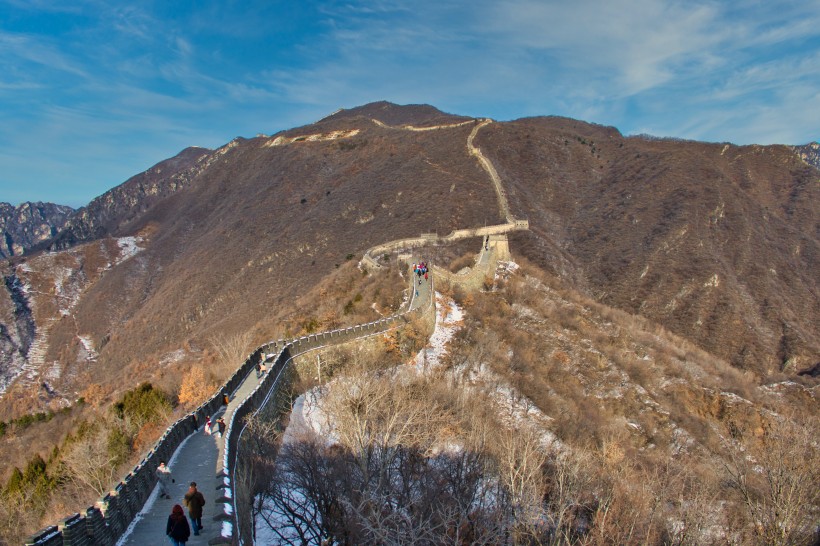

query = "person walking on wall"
[217, 417, 226, 437]
[183, 481, 206, 536]
[156, 461, 174, 499]
[166, 504, 191, 545]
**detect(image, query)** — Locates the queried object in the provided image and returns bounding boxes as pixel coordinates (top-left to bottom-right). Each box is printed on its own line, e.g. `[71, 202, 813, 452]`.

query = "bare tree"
[210, 331, 254, 376]
[723, 415, 820, 546]
[493, 425, 549, 543]
[319, 369, 448, 491]
[59, 424, 121, 498]
[0, 486, 43, 545]
[256, 370, 519, 545]
[256, 436, 348, 545]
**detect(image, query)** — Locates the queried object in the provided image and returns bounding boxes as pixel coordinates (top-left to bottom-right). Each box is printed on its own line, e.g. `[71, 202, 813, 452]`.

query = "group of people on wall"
[154, 405, 233, 544]
[156, 462, 206, 545]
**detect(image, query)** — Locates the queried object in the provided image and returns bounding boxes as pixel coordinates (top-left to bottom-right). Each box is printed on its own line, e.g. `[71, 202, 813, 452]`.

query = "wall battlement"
[24, 271, 436, 546]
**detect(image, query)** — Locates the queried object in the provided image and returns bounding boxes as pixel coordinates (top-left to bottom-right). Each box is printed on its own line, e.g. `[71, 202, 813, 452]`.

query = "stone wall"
[361, 220, 527, 269]
[219, 281, 436, 544]
[24, 272, 437, 546]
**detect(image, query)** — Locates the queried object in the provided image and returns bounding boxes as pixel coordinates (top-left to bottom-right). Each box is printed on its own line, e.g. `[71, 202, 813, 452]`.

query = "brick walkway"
[117, 361, 266, 545]
[118, 263, 429, 545]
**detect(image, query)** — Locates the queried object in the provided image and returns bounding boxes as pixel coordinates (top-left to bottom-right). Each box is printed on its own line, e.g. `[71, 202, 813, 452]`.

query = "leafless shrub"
[210, 330, 254, 377]
[0, 487, 43, 545]
[449, 252, 476, 273]
[493, 425, 549, 542]
[722, 414, 820, 545]
[58, 424, 121, 498]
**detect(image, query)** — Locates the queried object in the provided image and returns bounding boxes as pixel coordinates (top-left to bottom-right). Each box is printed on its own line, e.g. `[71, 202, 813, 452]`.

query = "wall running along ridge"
[22, 270, 436, 546]
[24, 112, 525, 545]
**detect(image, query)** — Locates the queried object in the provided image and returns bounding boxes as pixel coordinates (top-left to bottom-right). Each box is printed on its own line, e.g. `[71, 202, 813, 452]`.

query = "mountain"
[0, 101, 816, 414]
[44, 146, 212, 252]
[321, 100, 473, 126]
[0, 101, 817, 545]
[0, 202, 74, 258]
[479, 118, 818, 374]
[794, 141, 820, 170]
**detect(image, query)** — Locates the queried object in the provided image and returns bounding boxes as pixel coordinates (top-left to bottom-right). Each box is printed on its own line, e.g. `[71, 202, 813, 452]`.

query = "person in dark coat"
[183, 482, 206, 536]
[166, 504, 190, 545]
[217, 417, 226, 436]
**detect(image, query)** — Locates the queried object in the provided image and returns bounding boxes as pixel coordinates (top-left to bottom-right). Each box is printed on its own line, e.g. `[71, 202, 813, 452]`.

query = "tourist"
[156, 461, 174, 500]
[166, 504, 190, 545]
[183, 482, 206, 536]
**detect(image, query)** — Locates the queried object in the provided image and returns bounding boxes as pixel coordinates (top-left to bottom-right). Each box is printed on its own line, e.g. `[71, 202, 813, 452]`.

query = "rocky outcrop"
[794, 141, 820, 170]
[0, 202, 74, 258]
[46, 146, 212, 251]
[0, 273, 36, 394]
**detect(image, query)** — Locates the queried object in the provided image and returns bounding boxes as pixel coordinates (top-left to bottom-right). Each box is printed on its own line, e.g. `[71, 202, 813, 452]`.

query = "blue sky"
[1, 0, 818, 207]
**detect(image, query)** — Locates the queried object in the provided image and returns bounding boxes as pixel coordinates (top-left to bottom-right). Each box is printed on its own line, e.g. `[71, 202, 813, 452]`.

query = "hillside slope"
[0, 104, 496, 415]
[0, 102, 817, 419]
[477, 117, 818, 374]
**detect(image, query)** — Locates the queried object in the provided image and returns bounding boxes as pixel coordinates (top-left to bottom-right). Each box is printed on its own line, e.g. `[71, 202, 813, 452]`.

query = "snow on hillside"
[115, 236, 143, 264]
[77, 335, 98, 362]
[1, 235, 146, 400]
[413, 292, 464, 372]
[258, 289, 563, 543]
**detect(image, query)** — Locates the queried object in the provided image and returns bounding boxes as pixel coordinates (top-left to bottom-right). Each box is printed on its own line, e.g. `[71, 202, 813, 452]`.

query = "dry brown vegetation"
[1, 101, 817, 544]
[247, 308, 818, 545]
[0, 258, 410, 544]
[435, 257, 818, 545]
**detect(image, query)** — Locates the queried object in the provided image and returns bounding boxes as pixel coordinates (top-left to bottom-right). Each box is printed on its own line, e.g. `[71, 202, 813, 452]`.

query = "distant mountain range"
[0, 202, 74, 258]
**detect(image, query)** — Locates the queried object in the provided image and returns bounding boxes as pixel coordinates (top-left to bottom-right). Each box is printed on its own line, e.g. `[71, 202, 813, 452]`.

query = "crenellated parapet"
[24, 267, 436, 546]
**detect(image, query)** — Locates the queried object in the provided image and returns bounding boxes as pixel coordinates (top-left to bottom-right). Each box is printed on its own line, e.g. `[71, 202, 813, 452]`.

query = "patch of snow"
[159, 349, 186, 366]
[413, 292, 463, 372]
[483, 380, 559, 448]
[77, 335, 98, 362]
[284, 387, 338, 448]
[44, 361, 62, 381]
[720, 391, 752, 406]
[495, 260, 519, 280]
[512, 303, 539, 320]
[115, 236, 144, 265]
[671, 425, 696, 454]
[370, 302, 385, 317]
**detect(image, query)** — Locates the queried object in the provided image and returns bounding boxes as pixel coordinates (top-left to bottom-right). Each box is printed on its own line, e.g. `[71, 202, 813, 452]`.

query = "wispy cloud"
[0, 0, 817, 206]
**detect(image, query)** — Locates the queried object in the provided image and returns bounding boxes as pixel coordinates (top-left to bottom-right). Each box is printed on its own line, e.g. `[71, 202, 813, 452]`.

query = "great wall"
[23, 116, 529, 546]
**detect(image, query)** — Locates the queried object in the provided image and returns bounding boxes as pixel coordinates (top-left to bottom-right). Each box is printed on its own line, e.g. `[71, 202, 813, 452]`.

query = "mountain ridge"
[0, 202, 74, 258]
[0, 101, 816, 418]
[0, 101, 816, 545]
